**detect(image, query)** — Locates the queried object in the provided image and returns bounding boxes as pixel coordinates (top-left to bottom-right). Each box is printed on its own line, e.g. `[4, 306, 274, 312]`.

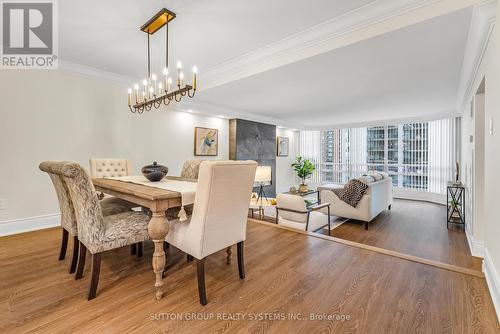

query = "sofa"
[318, 174, 393, 229]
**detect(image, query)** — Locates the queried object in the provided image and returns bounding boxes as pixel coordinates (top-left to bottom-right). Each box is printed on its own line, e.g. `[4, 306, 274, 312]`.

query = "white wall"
[0, 70, 228, 224]
[276, 128, 299, 193]
[462, 4, 500, 319]
[461, 92, 486, 254]
[483, 5, 500, 319]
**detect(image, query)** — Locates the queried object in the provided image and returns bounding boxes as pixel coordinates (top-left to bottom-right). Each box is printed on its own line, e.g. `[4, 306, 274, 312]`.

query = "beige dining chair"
[165, 160, 257, 305]
[89, 158, 132, 178]
[276, 194, 331, 235]
[60, 162, 152, 300]
[39, 161, 140, 274]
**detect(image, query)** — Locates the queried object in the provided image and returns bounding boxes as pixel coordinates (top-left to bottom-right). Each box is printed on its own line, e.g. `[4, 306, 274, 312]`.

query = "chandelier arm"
[129, 106, 136, 113]
[174, 92, 182, 102]
[187, 89, 196, 98]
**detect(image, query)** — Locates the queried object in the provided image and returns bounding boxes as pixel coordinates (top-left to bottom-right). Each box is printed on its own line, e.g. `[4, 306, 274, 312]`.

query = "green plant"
[292, 156, 315, 185]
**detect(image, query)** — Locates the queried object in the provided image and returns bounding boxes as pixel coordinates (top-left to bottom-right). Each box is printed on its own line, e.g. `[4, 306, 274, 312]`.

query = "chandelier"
[128, 8, 197, 113]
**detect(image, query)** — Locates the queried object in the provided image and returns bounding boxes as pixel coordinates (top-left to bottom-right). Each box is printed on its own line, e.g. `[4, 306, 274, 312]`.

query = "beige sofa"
[318, 176, 393, 229]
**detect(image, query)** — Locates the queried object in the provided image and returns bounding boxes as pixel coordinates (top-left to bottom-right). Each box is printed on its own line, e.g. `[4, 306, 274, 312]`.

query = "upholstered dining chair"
[39, 161, 139, 274]
[89, 158, 132, 178]
[165, 160, 257, 305]
[89, 158, 141, 254]
[275, 194, 331, 235]
[60, 162, 152, 300]
[180, 159, 204, 180]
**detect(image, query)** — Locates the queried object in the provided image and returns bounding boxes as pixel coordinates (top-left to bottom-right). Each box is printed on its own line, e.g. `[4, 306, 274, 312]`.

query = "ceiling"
[60, 0, 377, 78]
[58, 0, 480, 128]
[197, 8, 473, 128]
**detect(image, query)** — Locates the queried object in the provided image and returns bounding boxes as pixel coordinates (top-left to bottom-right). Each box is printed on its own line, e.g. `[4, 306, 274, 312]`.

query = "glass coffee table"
[283, 188, 320, 206]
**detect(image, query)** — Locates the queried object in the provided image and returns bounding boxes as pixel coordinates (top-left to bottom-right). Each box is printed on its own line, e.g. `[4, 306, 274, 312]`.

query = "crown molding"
[58, 61, 135, 86]
[456, 0, 496, 113]
[200, 0, 488, 91]
[171, 99, 303, 129]
[302, 110, 460, 131]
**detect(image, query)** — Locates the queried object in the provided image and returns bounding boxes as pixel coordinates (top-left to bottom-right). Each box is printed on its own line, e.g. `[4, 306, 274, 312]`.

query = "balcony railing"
[320, 163, 428, 190]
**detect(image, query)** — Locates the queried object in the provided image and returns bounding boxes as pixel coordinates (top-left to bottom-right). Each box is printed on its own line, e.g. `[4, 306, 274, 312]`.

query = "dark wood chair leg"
[187, 254, 194, 263]
[226, 246, 232, 264]
[197, 258, 207, 305]
[69, 236, 79, 273]
[130, 243, 137, 255]
[237, 241, 245, 279]
[75, 242, 87, 280]
[137, 242, 143, 257]
[365, 221, 368, 230]
[88, 253, 102, 300]
[59, 229, 69, 261]
[388, 204, 392, 210]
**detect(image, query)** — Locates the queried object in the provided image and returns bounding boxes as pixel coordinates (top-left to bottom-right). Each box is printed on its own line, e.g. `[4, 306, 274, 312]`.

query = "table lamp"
[254, 166, 272, 203]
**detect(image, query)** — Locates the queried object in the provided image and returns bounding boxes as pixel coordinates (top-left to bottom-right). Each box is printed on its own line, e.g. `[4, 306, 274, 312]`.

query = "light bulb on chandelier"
[128, 8, 197, 114]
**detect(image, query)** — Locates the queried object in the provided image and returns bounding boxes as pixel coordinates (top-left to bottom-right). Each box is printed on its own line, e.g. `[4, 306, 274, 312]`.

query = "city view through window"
[320, 122, 429, 190]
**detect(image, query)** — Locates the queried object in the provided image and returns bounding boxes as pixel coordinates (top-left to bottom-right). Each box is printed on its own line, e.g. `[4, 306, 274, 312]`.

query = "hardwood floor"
[316, 199, 483, 271]
[1, 222, 498, 333]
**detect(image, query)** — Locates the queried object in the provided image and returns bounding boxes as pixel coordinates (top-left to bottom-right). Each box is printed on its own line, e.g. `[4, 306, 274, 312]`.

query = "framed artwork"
[277, 136, 289, 157]
[194, 127, 218, 156]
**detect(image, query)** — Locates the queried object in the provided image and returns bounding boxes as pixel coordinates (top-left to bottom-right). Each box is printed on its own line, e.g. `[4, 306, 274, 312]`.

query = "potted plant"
[292, 156, 316, 193]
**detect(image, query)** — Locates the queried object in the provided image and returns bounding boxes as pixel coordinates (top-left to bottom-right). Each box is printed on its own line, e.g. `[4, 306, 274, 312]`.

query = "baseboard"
[466, 229, 485, 258]
[483, 248, 500, 322]
[393, 189, 446, 205]
[0, 214, 60, 237]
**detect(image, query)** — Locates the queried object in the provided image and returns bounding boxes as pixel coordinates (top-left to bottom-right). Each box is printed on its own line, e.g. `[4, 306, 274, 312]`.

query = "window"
[310, 118, 455, 194]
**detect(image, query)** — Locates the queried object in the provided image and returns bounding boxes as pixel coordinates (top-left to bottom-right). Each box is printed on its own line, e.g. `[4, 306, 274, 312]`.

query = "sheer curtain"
[428, 118, 456, 194]
[347, 127, 368, 176]
[299, 131, 321, 184]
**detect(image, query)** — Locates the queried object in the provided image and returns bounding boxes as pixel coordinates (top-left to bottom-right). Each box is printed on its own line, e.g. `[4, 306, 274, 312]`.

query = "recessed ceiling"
[197, 8, 473, 128]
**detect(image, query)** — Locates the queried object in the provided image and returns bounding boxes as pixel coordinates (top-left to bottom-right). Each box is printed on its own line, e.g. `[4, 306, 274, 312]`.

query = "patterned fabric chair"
[180, 159, 204, 180]
[275, 194, 331, 235]
[89, 158, 140, 253]
[60, 162, 151, 300]
[165, 160, 257, 305]
[39, 161, 140, 274]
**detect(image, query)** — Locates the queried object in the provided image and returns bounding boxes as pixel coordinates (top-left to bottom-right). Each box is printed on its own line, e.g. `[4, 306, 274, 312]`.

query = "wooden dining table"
[92, 176, 192, 300]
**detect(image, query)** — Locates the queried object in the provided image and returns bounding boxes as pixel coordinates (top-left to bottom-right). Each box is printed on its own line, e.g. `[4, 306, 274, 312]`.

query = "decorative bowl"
[141, 162, 168, 182]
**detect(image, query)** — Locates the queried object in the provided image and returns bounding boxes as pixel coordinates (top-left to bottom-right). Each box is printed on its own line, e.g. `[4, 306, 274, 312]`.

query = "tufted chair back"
[61, 162, 105, 252]
[39, 161, 78, 236]
[180, 159, 204, 179]
[89, 158, 131, 178]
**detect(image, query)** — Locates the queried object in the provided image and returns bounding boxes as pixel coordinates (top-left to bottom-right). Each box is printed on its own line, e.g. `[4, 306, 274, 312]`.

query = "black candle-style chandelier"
[128, 8, 197, 113]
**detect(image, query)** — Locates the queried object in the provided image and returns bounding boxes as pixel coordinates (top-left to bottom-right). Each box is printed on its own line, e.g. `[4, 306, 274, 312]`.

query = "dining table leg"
[148, 210, 169, 300]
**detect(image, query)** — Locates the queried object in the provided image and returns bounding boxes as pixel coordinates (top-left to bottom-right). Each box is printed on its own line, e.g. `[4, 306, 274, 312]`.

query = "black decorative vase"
[141, 162, 168, 182]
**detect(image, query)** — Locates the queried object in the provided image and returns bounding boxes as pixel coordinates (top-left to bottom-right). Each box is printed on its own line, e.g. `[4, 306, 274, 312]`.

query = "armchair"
[275, 193, 331, 235]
